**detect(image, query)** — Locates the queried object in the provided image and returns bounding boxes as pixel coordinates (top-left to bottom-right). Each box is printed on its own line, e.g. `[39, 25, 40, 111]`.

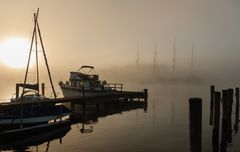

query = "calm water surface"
[0, 83, 216, 152]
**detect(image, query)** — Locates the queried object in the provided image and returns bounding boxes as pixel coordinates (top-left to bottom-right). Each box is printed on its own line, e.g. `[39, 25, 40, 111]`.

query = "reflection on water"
[0, 84, 223, 152]
[0, 97, 147, 152]
[0, 124, 71, 151]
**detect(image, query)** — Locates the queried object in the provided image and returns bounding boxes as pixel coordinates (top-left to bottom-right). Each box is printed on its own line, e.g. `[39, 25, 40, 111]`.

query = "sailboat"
[0, 9, 70, 127]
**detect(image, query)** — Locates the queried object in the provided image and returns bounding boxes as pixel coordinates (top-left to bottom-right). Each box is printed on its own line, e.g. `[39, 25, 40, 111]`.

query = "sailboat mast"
[172, 37, 176, 79]
[34, 13, 40, 94]
[36, 21, 57, 98]
[136, 48, 139, 65]
[22, 9, 39, 96]
[153, 42, 157, 69]
[190, 42, 194, 76]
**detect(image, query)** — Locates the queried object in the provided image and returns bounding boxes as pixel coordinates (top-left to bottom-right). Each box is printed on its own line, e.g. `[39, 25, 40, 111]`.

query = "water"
[0, 83, 231, 152]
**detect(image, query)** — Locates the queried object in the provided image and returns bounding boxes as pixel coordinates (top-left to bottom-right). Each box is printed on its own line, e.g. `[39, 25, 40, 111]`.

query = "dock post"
[41, 83, 45, 96]
[221, 90, 228, 152]
[210, 85, 215, 125]
[16, 83, 20, 98]
[234, 88, 239, 133]
[212, 92, 221, 152]
[144, 89, 148, 103]
[227, 89, 233, 143]
[189, 98, 202, 152]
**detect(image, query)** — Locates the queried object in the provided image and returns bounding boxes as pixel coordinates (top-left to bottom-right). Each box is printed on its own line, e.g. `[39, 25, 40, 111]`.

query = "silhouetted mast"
[22, 8, 56, 98]
[34, 13, 39, 95]
[22, 9, 39, 96]
[37, 17, 57, 98]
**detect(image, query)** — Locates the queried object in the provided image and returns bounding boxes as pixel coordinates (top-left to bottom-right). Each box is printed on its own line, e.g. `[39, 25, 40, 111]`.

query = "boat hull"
[0, 104, 70, 126]
[60, 86, 111, 97]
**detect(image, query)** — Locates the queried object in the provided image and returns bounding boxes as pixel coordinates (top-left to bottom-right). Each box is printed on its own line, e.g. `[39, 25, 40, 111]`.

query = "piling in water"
[221, 90, 228, 152]
[210, 85, 215, 126]
[212, 92, 221, 152]
[235, 88, 239, 133]
[227, 89, 233, 143]
[189, 98, 202, 152]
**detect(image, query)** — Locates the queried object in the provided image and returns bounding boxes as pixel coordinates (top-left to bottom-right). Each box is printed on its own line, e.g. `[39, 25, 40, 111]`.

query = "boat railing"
[106, 83, 123, 91]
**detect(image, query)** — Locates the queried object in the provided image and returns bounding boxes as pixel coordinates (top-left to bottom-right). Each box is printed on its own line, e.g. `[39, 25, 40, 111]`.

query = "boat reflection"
[0, 121, 71, 151]
[70, 99, 148, 133]
[0, 99, 147, 151]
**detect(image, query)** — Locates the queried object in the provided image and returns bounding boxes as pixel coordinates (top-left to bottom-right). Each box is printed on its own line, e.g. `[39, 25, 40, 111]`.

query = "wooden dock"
[0, 89, 148, 107]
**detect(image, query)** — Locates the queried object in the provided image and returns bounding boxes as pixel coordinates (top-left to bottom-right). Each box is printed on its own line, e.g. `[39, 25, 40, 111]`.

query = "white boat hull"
[60, 87, 109, 97]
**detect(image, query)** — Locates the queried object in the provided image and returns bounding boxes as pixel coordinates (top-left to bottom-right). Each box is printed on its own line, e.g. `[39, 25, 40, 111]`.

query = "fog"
[0, 0, 240, 91]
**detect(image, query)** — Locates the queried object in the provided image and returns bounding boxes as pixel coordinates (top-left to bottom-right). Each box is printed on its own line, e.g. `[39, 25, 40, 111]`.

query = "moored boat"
[0, 9, 70, 127]
[59, 65, 123, 97]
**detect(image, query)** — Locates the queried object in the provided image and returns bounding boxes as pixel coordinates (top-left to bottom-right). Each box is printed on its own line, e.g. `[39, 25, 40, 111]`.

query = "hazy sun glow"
[0, 37, 35, 69]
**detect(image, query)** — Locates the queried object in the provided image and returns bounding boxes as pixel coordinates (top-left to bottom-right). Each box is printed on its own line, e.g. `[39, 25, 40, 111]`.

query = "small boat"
[0, 9, 70, 127]
[59, 65, 123, 97]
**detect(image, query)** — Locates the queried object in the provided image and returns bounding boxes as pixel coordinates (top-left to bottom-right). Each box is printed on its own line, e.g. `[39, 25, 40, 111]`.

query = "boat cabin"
[67, 66, 104, 90]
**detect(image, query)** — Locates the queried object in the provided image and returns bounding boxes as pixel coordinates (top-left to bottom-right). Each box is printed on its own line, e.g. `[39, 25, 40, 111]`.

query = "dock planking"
[0, 90, 148, 107]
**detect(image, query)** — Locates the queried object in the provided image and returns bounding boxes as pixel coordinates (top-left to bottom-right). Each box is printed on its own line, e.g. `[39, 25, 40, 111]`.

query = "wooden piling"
[210, 85, 215, 125]
[234, 88, 239, 133]
[227, 89, 233, 143]
[220, 90, 228, 152]
[212, 92, 221, 152]
[189, 98, 202, 152]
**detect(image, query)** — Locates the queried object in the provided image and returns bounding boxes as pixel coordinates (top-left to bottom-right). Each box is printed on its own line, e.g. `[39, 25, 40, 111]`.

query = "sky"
[0, 0, 240, 83]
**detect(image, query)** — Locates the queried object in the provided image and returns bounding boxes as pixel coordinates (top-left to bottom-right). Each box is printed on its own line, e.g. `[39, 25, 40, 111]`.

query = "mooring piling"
[235, 88, 239, 133]
[220, 90, 228, 152]
[189, 98, 202, 152]
[212, 91, 221, 152]
[227, 89, 233, 143]
[210, 85, 215, 126]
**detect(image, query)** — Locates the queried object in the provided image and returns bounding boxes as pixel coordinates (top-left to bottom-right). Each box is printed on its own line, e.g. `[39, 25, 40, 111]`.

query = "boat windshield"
[78, 65, 95, 74]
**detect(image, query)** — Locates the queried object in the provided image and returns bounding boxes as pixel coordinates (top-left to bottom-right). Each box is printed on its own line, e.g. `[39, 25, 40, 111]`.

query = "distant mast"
[136, 46, 139, 66]
[190, 42, 194, 77]
[153, 42, 157, 70]
[172, 37, 176, 80]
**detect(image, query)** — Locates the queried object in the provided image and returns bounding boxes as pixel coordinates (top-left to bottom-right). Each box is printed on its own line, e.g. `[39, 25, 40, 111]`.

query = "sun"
[0, 37, 35, 69]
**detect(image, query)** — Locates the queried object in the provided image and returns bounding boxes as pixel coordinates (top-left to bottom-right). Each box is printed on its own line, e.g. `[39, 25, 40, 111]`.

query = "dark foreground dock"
[0, 89, 148, 107]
